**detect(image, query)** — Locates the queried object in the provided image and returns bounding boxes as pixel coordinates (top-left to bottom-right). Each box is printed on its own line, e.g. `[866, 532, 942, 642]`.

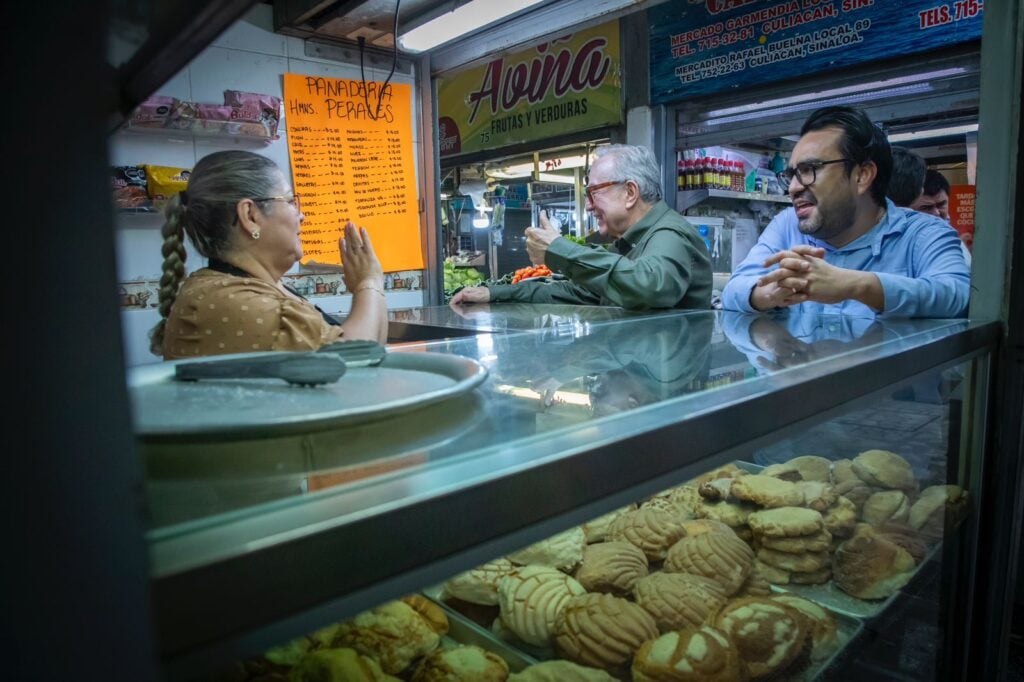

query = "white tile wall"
[112, 4, 428, 366]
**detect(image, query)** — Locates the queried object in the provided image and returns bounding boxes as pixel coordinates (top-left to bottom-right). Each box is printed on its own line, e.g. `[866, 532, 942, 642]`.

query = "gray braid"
[149, 193, 188, 356]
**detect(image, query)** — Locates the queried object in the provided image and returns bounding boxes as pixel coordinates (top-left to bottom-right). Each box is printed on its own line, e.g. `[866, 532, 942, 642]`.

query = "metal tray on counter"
[129, 350, 488, 440]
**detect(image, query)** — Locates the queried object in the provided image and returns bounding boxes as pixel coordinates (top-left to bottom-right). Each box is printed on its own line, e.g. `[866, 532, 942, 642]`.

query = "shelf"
[119, 122, 278, 145]
[677, 188, 791, 213]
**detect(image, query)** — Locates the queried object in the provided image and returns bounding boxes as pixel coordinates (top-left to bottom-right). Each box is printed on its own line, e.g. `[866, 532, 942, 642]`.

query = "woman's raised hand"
[339, 221, 384, 291]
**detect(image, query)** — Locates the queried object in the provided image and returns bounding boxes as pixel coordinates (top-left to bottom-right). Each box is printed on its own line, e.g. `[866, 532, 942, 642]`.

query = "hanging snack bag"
[223, 90, 282, 138]
[144, 165, 191, 210]
[195, 104, 235, 135]
[129, 96, 177, 129]
[111, 166, 151, 209]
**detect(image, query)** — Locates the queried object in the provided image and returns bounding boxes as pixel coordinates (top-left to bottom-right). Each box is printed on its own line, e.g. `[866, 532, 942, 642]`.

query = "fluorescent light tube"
[399, 0, 547, 53]
[888, 124, 978, 142]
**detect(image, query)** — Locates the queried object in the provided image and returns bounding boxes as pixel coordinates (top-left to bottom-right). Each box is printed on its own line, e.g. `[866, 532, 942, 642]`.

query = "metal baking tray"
[422, 586, 539, 673]
[426, 580, 861, 681]
[129, 350, 488, 440]
[735, 460, 944, 620]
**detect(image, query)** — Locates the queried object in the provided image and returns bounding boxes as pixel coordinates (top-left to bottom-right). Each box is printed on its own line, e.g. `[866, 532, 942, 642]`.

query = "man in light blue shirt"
[722, 106, 970, 318]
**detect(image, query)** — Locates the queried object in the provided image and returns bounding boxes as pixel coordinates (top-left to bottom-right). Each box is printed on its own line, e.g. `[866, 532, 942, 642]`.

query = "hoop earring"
[251, 230, 260, 240]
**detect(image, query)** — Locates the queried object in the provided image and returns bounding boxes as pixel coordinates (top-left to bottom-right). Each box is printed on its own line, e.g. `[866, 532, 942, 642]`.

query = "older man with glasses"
[451, 143, 712, 310]
[722, 106, 969, 318]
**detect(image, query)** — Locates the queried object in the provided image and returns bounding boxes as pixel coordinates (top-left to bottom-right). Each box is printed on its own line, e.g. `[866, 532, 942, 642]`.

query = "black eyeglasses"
[777, 159, 851, 188]
[252, 194, 302, 212]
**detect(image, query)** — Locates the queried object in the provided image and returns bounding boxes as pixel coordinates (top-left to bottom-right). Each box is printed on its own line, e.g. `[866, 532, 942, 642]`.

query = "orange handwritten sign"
[283, 73, 423, 271]
[948, 184, 975, 250]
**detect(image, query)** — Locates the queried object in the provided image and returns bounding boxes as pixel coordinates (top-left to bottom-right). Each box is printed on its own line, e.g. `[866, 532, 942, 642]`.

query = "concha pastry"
[862, 490, 911, 527]
[762, 455, 833, 483]
[574, 541, 649, 596]
[851, 450, 917, 492]
[508, 527, 586, 571]
[582, 505, 637, 543]
[333, 600, 442, 675]
[642, 494, 697, 521]
[607, 507, 688, 561]
[666, 485, 704, 517]
[632, 625, 746, 682]
[712, 597, 809, 679]
[410, 644, 510, 682]
[443, 558, 516, 606]
[681, 518, 736, 538]
[632, 572, 728, 632]
[833, 532, 915, 600]
[508, 660, 617, 681]
[908, 484, 969, 540]
[553, 593, 659, 676]
[770, 595, 839, 662]
[730, 475, 804, 508]
[497, 565, 586, 647]
[290, 648, 400, 682]
[663, 532, 755, 596]
[738, 560, 774, 596]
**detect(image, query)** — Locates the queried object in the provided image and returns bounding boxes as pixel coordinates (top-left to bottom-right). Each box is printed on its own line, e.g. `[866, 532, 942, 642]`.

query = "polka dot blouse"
[162, 269, 343, 360]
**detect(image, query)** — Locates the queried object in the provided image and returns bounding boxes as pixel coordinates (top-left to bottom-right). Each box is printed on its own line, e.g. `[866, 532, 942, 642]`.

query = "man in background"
[888, 146, 927, 207]
[911, 169, 951, 220]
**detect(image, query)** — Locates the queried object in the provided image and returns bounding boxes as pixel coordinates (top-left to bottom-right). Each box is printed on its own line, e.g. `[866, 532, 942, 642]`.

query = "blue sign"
[649, 0, 984, 105]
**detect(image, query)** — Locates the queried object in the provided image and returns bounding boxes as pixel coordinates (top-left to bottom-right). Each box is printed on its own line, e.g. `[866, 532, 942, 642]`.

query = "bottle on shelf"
[677, 152, 685, 190]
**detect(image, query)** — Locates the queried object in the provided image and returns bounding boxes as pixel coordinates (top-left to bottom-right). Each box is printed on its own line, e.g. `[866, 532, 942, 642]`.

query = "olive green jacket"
[487, 201, 712, 310]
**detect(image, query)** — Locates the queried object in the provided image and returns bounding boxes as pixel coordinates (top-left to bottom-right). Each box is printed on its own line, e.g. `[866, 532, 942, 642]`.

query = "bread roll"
[851, 450, 917, 492]
[574, 541, 649, 596]
[607, 507, 688, 561]
[553, 593, 659, 676]
[582, 505, 637, 543]
[444, 559, 516, 606]
[633, 572, 727, 632]
[663, 532, 755, 596]
[508, 527, 586, 571]
[730, 475, 804, 508]
[507, 660, 617, 681]
[290, 648, 400, 682]
[333, 601, 442, 675]
[712, 597, 809, 679]
[862, 490, 911, 527]
[909, 484, 969, 540]
[410, 645, 510, 682]
[833, 532, 915, 600]
[770, 594, 839, 662]
[497, 565, 586, 647]
[762, 455, 832, 483]
[632, 625, 746, 682]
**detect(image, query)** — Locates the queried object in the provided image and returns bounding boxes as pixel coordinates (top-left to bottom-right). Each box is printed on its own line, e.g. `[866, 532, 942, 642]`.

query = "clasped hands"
[750, 245, 876, 311]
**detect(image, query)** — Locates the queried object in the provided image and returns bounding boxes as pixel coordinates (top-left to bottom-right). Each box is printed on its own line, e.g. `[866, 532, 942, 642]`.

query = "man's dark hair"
[923, 168, 950, 196]
[888, 146, 927, 206]
[800, 106, 892, 206]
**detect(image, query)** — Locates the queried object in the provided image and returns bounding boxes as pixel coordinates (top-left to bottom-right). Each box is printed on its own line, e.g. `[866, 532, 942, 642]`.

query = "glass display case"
[139, 311, 998, 680]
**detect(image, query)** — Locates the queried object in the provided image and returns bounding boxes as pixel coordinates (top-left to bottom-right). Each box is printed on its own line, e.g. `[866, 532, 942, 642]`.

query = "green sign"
[437, 20, 622, 158]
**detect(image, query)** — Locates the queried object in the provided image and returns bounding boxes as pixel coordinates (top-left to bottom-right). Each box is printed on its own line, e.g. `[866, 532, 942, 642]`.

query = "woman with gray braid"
[151, 150, 387, 359]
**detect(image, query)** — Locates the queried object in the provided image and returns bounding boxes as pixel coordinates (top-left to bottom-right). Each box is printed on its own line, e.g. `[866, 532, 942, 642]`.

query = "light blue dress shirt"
[721, 200, 970, 318]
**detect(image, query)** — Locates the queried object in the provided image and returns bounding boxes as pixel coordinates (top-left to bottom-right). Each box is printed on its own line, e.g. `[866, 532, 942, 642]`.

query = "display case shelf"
[119, 122, 278, 145]
[144, 311, 997, 679]
[677, 188, 791, 212]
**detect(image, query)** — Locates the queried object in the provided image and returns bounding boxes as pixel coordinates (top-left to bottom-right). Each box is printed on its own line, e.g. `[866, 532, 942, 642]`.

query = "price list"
[282, 73, 423, 271]
[347, 129, 409, 220]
